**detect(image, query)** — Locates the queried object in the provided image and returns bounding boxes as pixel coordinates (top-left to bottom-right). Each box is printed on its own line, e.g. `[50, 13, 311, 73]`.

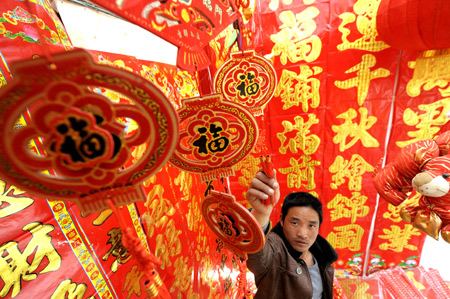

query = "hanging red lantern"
[0, 49, 179, 215]
[169, 93, 258, 181]
[376, 0, 450, 51]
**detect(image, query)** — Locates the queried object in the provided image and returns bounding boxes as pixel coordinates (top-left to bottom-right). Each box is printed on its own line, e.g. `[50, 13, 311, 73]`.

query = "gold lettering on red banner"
[170, 256, 192, 294]
[329, 155, 374, 190]
[50, 279, 94, 299]
[92, 209, 113, 226]
[232, 155, 260, 199]
[270, 8, 322, 65]
[0, 180, 34, 218]
[332, 107, 379, 151]
[327, 192, 370, 223]
[337, 0, 389, 52]
[155, 219, 181, 269]
[195, 224, 209, 262]
[334, 54, 389, 105]
[145, 185, 176, 238]
[174, 171, 194, 202]
[326, 224, 364, 251]
[102, 227, 131, 272]
[277, 115, 320, 155]
[407, 51, 450, 97]
[0, 222, 62, 298]
[383, 205, 403, 223]
[396, 99, 450, 147]
[383, 193, 421, 223]
[274, 65, 322, 112]
[279, 156, 321, 189]
[123, 265, 144, 299]
[378, 224, 422, 252]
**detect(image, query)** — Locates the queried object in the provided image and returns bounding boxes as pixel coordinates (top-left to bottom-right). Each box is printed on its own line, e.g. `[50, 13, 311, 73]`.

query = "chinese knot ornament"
[201, 190, 265, 258]
[214, 50, 277, 116]
[0, 49, 179, 214]
[169, 93, 258, 181]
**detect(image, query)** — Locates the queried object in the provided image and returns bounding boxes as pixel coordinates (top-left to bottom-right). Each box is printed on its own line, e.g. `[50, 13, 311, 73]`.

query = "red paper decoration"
[88, 0, 237, 71]
[201, 190, 265, 258]
[213, 50, 277, 115]
[0, 49, 179, 214]
[376, 0, 450, 51]
[169, 93, 258, 181]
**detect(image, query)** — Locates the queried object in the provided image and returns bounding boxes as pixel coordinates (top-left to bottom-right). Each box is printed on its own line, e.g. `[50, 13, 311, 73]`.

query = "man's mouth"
[295, 240, 308, 246]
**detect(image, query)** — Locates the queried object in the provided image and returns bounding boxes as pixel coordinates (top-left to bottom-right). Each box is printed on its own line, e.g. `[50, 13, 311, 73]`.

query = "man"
[246, 170, 338, 299]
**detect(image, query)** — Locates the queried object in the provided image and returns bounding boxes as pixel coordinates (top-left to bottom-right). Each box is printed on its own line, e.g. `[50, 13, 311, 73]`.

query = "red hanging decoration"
[213, 50, 277, 116]
[169, 93, 258, 182]
[88, 0, 238, 71]
[0, 49, 179, 215]
[376, 0, 450, 51]
[107, 200, 171, 299]
[201, 190, 265, 258]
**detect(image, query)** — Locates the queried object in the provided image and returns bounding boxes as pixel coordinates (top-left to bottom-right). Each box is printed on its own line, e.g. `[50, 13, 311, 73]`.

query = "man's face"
[280, 206, 320, 253]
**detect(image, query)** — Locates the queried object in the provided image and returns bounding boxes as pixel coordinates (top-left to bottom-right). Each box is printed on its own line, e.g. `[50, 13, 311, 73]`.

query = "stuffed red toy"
[373, 131, 450, 243]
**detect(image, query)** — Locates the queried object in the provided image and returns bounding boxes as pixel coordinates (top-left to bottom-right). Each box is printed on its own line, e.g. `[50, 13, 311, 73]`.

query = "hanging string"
[194, 62, 203, 98]
[106, 199, 171, 299]
[25, 0, 56, 69]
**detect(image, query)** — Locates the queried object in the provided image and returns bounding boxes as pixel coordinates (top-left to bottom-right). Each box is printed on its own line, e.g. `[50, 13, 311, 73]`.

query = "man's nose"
[296, 226, 307, 237]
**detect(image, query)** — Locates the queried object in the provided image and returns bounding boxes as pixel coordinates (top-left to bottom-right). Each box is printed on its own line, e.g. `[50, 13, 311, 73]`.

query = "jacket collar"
[272, 222, 338, 266]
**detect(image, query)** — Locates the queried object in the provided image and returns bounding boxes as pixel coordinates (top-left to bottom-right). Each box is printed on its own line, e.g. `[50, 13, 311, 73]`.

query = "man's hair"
[281, 192, 323, 225]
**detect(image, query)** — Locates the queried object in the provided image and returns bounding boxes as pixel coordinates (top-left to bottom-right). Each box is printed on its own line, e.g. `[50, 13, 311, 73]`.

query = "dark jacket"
[247, 223, 338, 299]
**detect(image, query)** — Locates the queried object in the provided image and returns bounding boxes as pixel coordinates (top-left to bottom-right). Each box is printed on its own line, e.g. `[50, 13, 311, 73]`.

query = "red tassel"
[106, 200, 171, 299]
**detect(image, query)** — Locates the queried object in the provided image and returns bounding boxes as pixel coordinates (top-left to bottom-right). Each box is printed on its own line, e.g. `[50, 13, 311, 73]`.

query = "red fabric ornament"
[214, 50, 277, 116]
[0, 49, 179, 214]
[377, 0, 450, 51]
[201, 190, 265, 258]
[89, 0, 237, 71]
[107, 200, 171, 299]
[169, 93, 258, 181]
